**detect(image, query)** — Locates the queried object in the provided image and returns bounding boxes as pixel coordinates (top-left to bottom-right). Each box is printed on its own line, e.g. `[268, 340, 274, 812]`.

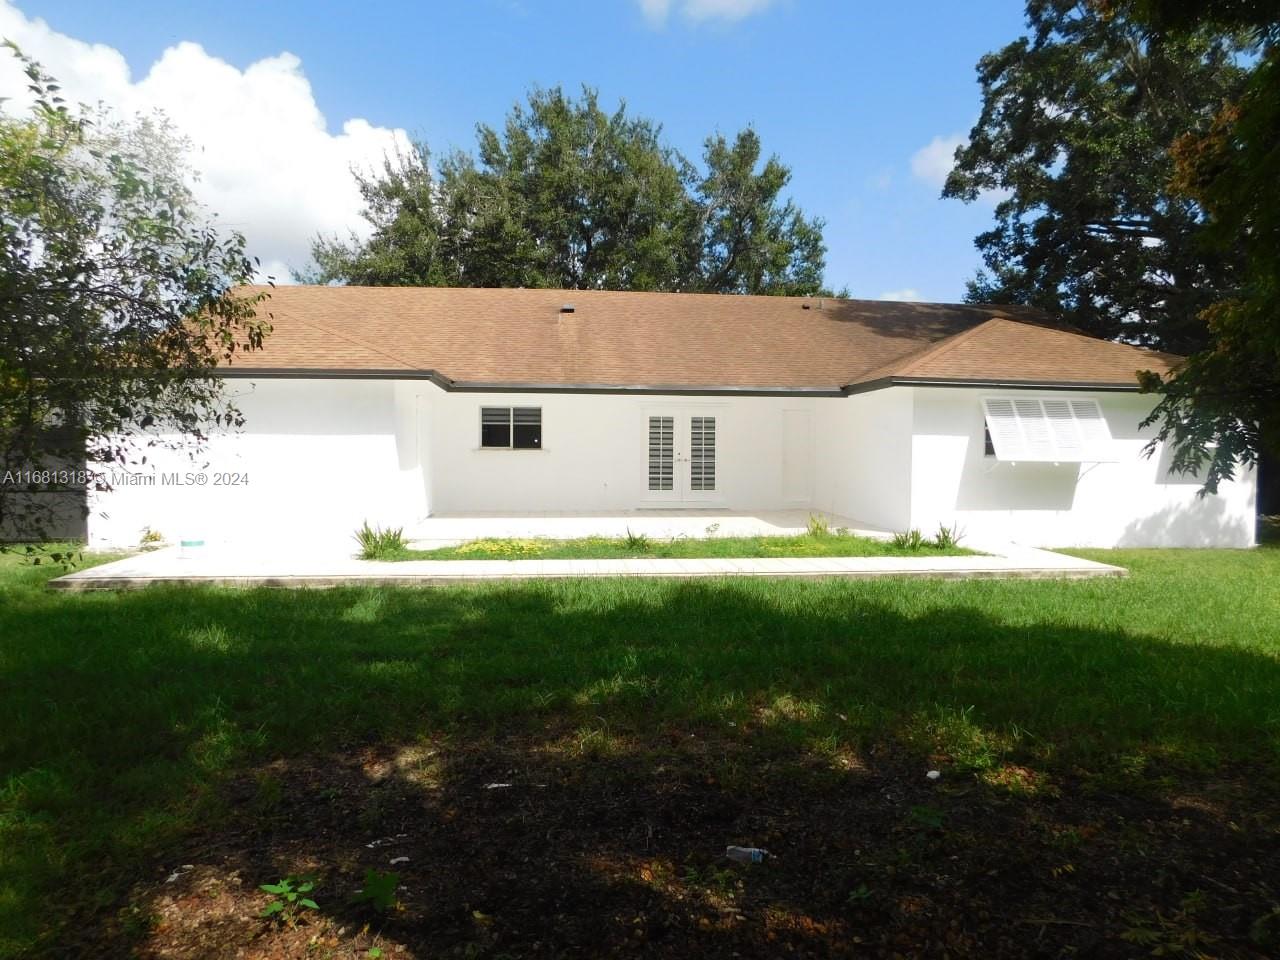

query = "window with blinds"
[480, 407, 541, 448]
[981, 397, 1114, 462]
[689, 416, 716, 491]
[648, 416, 673, 490]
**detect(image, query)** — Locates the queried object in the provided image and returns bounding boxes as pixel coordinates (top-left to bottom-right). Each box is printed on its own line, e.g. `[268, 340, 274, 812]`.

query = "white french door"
[644, 408, 722, 503]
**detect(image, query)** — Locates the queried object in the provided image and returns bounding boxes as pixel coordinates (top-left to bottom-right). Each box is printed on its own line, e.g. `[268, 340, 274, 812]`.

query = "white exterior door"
[645, 408, 722, 503]
[781, 408, 814, 504]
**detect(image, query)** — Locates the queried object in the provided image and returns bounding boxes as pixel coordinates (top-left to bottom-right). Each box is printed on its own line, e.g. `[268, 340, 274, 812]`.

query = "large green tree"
[1100, 1, 1280, 495]
[944, 0, 1254, 354]
[0, 47, 270, 540]
[309, 86, 828, 295]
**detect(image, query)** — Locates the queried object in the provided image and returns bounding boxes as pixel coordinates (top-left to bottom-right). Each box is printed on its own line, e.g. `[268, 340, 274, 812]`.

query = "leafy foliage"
[890, 529, 927, 551]
[0, 44, 270, 539]
[350, 869, 399, 913]
[805, 513, 830, 537]
[353, 522, 407, 560]
[944, 1, 1254, 352]
[308, 86, 828, 296]
[259, 875, 319, 920]
[1107, 1, 1280, 492]
[933, 523, 965, 550]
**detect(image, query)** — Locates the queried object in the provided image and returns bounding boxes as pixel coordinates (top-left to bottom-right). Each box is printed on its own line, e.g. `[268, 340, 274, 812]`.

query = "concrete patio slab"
[50, 537, 1127, 590]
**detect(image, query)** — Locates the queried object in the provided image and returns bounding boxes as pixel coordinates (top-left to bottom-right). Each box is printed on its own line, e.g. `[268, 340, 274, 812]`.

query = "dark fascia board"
[211, 367, 845, 397]
[842, 375, 1145, 395]
[213, 368, 1144, 397]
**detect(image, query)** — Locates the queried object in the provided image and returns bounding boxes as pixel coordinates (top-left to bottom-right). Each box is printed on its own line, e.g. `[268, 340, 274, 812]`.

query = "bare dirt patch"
[71, 735, 1280, 958]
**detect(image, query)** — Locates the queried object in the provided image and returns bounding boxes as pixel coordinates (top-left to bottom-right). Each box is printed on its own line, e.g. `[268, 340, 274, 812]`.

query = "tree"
[308, 86, 828, 296]
[944, 0, 1254, 354]
[1100, 1, 1280, 495]
[0, 46, 270, 541]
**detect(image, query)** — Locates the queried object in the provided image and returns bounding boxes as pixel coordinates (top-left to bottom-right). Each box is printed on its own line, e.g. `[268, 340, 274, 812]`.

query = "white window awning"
[983, 397, 1115, 462]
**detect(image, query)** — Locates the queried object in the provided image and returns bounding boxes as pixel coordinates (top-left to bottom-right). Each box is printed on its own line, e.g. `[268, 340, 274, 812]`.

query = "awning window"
[981, 397, 1114, 462]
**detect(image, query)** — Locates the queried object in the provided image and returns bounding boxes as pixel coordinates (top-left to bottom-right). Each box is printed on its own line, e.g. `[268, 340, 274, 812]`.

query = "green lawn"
[1, 545, 1277, 956]
[388, 531, 975, 561]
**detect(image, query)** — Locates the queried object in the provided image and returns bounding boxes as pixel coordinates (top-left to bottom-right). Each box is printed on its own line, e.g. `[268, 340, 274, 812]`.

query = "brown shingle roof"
[227, 285, 1178, 392]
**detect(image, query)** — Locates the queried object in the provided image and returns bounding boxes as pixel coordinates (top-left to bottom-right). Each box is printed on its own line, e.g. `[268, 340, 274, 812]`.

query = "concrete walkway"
[50, 540, 1125, 590]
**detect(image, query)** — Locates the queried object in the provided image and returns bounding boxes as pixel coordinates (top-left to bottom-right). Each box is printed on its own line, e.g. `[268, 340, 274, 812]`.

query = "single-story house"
[86, 286, 1257, 549]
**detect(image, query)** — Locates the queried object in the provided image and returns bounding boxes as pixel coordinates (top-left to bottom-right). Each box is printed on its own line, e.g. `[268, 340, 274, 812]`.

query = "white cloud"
[910, 133, 965, 188]
[878, 288, 923, 302]
[0, 1, 412, 281]
[639, 0, 777, 24]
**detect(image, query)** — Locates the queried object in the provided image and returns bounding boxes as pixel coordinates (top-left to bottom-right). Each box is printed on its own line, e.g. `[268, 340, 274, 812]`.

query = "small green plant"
[351, 868, 400, 913]
[683, 863, 738, 896]
[354, 521, 407, 560]
[704, 522, 721, 536]
[891, 528, 926, 551]
[933, 522, 965, 549]
[1121, 890, 1219, 955]
[846, 883, 874, 905]
[805, 513, 830, 537]
[259, 875, 320, 920]
[908, 804, 946, 830]
[623, 527, 651, 551]
[0, 543, 81, 567]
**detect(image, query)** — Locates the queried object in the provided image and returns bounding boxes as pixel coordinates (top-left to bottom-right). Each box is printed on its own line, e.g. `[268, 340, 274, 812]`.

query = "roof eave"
[211, 367, 845, 397]
[842, 375, 1147, 395]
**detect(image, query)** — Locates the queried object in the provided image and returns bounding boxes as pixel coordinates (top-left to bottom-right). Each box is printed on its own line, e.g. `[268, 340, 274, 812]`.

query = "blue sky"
[7, 0, 1030, 301]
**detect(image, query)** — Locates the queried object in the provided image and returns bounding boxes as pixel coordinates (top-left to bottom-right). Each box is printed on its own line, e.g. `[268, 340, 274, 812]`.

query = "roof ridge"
[893, 318, 1007, 375]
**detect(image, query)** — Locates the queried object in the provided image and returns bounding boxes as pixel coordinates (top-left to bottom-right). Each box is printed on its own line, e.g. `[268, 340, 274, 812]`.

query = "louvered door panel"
[648, 416, 673, 491]
[689, 416, 716, 491]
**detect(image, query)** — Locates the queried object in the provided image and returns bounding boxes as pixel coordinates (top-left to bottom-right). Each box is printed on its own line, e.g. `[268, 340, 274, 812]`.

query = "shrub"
[805, 513, 830, 537]
[623, 527, 651, 551]
[354, 522, 407, 560]
[890, 529, 926, 551]
[934, 523, 965, 550]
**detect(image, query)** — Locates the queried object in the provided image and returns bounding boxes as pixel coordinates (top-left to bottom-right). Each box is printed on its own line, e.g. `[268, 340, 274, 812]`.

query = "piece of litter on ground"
[366, 833, 410, 849]
[389, 856, 410, 865]
[927, 770, 941, 780]
[484, 782, 513, 789]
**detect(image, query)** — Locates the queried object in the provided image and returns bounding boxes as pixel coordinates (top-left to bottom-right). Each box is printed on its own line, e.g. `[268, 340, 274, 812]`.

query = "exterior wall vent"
[559, 304, 575, 314]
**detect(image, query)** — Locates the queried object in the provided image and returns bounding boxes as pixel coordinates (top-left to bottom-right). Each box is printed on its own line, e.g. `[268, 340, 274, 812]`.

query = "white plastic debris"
[724, 846, 769, 864]
[389, 856, 410, 865]
[484, 782, 513, 790]
[926, 770, 941, 780]
[366, 832, 409, 849]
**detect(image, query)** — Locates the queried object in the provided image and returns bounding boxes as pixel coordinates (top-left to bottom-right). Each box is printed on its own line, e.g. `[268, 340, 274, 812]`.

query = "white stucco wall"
[425, 386, 817, 514]
[86, 379, 429, 549]
[813, 387, 913, 531]
[84, 377, 1256, 550]
[907, 386, 1257, 548]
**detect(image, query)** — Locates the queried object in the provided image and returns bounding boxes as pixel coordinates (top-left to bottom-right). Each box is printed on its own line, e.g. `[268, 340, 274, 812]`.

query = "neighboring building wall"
[86, 379, 428, 549]
[424, 385, 818, 515]
[813, 387, 913, 531]
[908, 386, 1257, 548]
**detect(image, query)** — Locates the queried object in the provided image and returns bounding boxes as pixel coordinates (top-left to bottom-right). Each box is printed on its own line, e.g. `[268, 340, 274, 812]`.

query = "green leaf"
[259, 901, 284, 917]
[299, 898, 319, 910]
[259, 883, 286, 894]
